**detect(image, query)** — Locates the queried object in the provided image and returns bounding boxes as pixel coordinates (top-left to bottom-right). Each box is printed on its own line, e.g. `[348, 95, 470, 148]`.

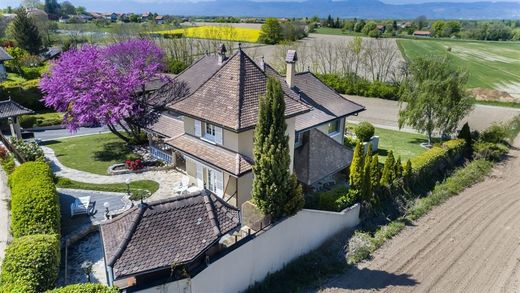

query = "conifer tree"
[12, 8, 42, 55]
[380, 150, 395, 186]
[370, 155, 381, 196]
[403, 159, 413, 178]
[395, 156, 403, 179]
[349, 141, 364, 197]
[252, 77, 303, 219]
[362, 147, 372, 202]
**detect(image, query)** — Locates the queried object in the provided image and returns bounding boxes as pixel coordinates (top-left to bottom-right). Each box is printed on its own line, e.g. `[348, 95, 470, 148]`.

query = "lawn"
[154, 26, 261, 42]
[44, 133, 137, 175]
[397, 38, 520, 91]
[56, 177, 160, 200]
[374, 127, 429, 163]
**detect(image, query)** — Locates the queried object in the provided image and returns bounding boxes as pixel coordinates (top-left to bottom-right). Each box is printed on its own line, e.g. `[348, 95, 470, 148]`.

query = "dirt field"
[320, 135, 520, 293]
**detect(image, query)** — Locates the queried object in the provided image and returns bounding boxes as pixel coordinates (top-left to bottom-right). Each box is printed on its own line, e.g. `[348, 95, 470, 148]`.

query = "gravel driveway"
[346, 96, 520, 132]
[320, 135, 520, 292]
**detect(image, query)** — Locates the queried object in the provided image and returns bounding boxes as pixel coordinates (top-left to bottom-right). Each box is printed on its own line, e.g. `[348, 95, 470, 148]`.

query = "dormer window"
[327, 119, 340, 136]
[205, 124, 216, 140]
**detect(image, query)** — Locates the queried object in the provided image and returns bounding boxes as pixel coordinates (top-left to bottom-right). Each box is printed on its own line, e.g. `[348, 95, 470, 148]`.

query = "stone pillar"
[8, 117, 22, 140]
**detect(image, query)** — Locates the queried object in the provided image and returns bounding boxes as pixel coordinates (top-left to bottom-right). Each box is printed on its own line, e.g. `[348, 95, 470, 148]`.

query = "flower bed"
[107, 160, 170, 175]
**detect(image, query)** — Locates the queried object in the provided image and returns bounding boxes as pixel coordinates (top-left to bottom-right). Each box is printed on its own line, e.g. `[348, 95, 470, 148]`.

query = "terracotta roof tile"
[165, 134, 253, 176]
[144, 114, 184, 138]
[100, 191, 240, 280]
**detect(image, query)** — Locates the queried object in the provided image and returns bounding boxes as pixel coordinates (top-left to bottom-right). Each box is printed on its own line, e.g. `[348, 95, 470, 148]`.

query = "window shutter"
[215, 126, 223, 145]
[194, 120, 201, 137]
[196, 162, 204, 189]
[215, 171, 224, 197]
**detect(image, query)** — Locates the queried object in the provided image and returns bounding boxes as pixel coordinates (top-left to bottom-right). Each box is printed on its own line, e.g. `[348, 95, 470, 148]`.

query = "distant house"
[413, 30, 432, 37]
[40, 47, 62, 61]
[26, 7, 48, 19]
[103, 12, 118, 22]
[100, 191, 240, 291]
[401, 21, 413, 29]
[141, 12, 153, 21]
[376, 24, 386, 33]
[117, 13, 128, 22]
[155, 15, 165, 25]
[0, 47, 13, 81]
[90, 12, 104, 20]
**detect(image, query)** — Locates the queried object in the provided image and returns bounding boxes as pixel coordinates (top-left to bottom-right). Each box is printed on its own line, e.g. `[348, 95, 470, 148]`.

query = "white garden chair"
[173, 175, 190, 194]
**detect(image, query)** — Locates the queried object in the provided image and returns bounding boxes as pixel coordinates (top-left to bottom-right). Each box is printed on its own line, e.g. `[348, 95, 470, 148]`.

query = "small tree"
[403, 159, 413, 178]
[252, 77, 303, 219]
[380, 150, 395, 186]
[398, 56, 474, 145]
[355, 122, 375, 142]
[361, 145, 373, 202]
[394, 156, 403, 179]
[12, 8, 42, 55]
[349, 141, 364, 197]
[370, 154, 381, 203]
[259, 18, 282, 44]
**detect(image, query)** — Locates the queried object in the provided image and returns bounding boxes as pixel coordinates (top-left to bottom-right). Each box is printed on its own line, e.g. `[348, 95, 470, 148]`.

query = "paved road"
[346, 96, 520, 132]
[321, 135, 520, 293]
[32, 126, 111, 141]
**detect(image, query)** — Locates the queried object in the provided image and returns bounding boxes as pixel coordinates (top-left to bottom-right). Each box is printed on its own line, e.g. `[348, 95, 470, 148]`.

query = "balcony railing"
[150, 145, 173, 164]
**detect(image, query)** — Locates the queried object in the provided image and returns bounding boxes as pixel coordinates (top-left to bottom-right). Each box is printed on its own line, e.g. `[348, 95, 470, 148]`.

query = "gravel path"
[0, 167, 11, 268]
[321, 135, 520, 293]
[43, 146, 182, 201]
[346, 96, 520, 132]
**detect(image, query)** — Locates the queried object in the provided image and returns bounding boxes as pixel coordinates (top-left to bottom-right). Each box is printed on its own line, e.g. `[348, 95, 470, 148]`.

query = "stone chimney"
[217, 43, 227, 65]
[285, 50, 297, 88]
[259, 56, 265, 71]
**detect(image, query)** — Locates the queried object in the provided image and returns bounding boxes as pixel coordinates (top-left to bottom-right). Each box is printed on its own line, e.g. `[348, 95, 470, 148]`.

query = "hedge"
[317, 73, 400, 100]
[410, 139, 466, 174]
[46, 284, 120, 293]
[0, 234, 60, 293]
[10, 162, 60, 238]
[0, 79, 47, 112]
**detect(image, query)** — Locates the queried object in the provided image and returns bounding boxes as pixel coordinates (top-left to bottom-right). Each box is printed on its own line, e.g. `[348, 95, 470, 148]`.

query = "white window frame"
[295, 132, 303, 148]
[327, 119, 341, 137]
[202, 123, 223, 145]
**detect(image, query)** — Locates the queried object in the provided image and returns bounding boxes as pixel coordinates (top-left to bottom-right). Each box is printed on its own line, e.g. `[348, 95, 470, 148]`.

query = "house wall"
[315, 117, 345, 145]
[136, 278, 191, 293]
[236, 172, 253, 208]
[190, 205, 360, 293]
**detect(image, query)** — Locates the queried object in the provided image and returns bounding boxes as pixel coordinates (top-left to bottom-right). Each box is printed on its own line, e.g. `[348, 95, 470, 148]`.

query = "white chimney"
[285, 50, 297, 88]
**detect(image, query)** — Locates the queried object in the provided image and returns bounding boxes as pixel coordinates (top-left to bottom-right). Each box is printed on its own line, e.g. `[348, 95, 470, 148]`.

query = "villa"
[144, 45, 365, 208]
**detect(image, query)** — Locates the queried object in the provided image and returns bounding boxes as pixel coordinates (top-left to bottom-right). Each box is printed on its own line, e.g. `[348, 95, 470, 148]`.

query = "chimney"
[285, 50, 297, 88]
[217, 43, 227, 65]
[259, 56, 265, 71]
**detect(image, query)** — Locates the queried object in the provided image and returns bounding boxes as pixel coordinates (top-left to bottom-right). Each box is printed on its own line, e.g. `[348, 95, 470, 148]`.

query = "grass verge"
[56, 177, 159, 200]
[476, 100, 520, 109]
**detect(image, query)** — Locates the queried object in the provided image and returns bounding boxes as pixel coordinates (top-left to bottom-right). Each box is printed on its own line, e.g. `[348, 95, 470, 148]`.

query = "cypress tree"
[380, 150, 395, 186]
[362, 148, 372, 202]
[403, 159, 413, 178]
[370, 155, 380, 200]
[12, 9, 42, 55]
[349, 141, 364, 196]
[252, 77, 303, 219]
[395, 156, 403, 179]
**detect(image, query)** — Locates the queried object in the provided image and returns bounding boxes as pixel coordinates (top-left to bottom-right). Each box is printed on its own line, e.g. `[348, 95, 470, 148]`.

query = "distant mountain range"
[75, 0, 520, 19]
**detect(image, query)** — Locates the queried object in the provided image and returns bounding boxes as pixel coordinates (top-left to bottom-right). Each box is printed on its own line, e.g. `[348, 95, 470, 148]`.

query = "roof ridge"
[237, 51, 245, 130]
[203, 192, 221, 237]
[169, 51, 240, 106]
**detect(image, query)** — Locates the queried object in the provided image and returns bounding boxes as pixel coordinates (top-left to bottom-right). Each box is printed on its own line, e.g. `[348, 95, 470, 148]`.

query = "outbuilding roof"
[0, 99, 34, 119]
[100, 191, 240, 280]
[0, 47, 13, 62]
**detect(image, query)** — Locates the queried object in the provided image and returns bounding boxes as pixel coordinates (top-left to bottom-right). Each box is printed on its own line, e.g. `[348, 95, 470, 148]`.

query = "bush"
[9, 138, 44, 161]
[19, 115, 37, 128]
[0, 234, 60, 293]
[0, 147, 8, 160]
[317, 73, 400, 100]
[480, 123, 508, 144]
[10, 162, 60, 238]
[410, 139, 466, 173]
[347, 231, 374, 264]
[317, 185, 348, 211]
[355, 122, 375, 142]
[46, 284, 120, 293]
[0, 79, 47, 111]
[473, 141, 508, 161]
[1, 154, 16, 175]
[167, 58, 188, 74]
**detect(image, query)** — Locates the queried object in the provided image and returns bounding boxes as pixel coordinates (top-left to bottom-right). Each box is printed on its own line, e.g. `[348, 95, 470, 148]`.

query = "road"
[30, 126, 111, 141]
[321, 135, 520, 293]
[346, 96, 520, 132]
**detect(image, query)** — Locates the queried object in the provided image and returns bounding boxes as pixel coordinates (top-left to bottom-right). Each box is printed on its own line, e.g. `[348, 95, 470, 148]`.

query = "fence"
[0, 133, 26, 163]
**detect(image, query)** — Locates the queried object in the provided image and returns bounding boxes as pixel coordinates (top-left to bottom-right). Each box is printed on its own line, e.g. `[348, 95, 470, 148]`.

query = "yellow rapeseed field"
[154, 26, 261, 43]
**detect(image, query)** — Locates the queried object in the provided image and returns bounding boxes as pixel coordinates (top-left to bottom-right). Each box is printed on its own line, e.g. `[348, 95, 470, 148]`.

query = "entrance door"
[207, 167, 224, 197]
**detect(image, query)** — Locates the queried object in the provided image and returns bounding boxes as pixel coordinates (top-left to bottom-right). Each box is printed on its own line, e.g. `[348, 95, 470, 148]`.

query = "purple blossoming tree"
[40, 39, 185, 143]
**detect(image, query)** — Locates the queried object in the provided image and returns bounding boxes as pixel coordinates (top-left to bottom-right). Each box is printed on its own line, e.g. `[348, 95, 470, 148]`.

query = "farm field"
[154, 26, 261, 43]
[397, 39, 520, 97]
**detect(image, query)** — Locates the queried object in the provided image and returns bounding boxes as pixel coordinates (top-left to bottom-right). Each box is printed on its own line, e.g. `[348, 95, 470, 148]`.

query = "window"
[327, 119, 341, 136]
[206, 123, 216, 138]
[295, 132, 303, 148]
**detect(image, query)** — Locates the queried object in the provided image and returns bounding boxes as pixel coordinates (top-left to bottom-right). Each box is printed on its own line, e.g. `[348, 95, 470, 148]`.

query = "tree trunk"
[107, 123, 130, 143]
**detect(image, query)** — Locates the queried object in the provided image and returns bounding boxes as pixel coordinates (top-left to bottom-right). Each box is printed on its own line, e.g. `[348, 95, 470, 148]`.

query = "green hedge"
[46, 284, 120, 293]
[0, 234, 60, 293]
[410, 139, 466, 174]
[10, 162, 60, 238]
[317, 186, 349, 212]
[317, 73, 400, 100]
[0, 79, 47, 112]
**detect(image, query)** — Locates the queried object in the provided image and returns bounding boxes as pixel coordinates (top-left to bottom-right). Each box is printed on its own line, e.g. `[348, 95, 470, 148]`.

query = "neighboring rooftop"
[0, 99, 34, 119]
[166, 134, 253, 176]
[0, 47, 13, 62]
[100, 191, 240, 280]
[144, 113, 184, 138]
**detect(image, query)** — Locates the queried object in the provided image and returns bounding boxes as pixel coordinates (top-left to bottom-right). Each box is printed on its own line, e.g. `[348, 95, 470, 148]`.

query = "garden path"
[42, 146, 182, 201]
[0, 167, 11, 268]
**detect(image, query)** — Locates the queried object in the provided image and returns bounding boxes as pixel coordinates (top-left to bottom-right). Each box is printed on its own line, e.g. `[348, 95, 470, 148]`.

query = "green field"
[397, 39, 520, 91]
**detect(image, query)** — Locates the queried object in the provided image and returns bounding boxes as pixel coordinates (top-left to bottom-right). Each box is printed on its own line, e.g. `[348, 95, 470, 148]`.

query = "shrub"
[0, 147, 8, 160]
[336, 189, 359, 210]
[167, 58, 188, 74]
[10, 162, 60, 238]
[19, 115, 37, 128]
[0, 79, 47, 111]
[9, 138, 44, 161]
[317, 185, 348, 211]
[355, 122, 375, 142]
[317, 73, 400, 100]
[410, 139, 466, 173]
[347, 231, 374, 264]
[480, 123, 508, 144]
[473, 141, 509, 161]
[1, 154, 16, 175]
[46, 284, 120, 293]
[372, 220, 406, 248]
[125, 159, 144, 171]
[0, 234, 60, 293]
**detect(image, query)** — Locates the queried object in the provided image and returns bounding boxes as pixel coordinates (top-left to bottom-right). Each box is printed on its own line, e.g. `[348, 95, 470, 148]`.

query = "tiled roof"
[294, 129, 353, 185]
[292, 72, 365, 132]
[0, 99, 34, 119]
[169, 50, 310, 131]
[100, 191, 240, 280]
[166, 134, 253, 176]
[0, 47, 13, 62]
[144, 114, 184, 138]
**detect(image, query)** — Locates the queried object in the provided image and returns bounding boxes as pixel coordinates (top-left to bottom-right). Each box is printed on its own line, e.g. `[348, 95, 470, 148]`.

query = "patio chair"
[173, 175, 190, 194]
[70, 196, 91, 217]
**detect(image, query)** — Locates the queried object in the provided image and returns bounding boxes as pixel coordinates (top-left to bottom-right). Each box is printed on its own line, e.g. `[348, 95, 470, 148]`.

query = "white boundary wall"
[191, 204, 360, 293]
